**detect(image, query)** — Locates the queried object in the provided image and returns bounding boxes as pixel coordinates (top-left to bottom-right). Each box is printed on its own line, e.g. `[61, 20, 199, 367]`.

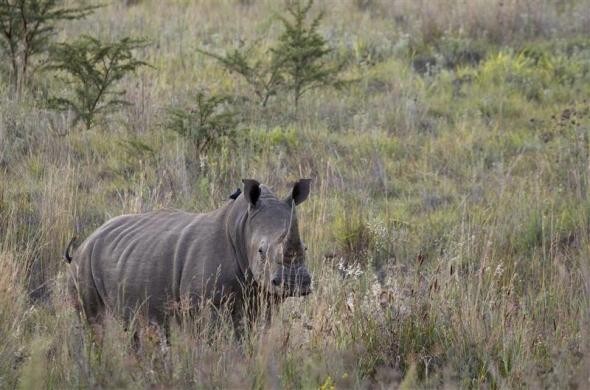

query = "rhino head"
[242, 179, 312, 297]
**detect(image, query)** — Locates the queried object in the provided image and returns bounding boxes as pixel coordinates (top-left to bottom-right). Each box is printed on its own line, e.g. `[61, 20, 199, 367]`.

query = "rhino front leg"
[231, 306, 247, 341]
[231, 298, 271, 341]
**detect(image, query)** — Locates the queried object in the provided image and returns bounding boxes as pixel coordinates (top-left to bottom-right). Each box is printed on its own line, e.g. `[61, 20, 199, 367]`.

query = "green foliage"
[273, 0, 343, 110]
[197, 45, 284, 107]
[47, 36, 149, 130]
[199, 0, 343, 112]
[165, 91, 238, 158]
[117, 137, 156, 171]
[0, 0, 95, 96]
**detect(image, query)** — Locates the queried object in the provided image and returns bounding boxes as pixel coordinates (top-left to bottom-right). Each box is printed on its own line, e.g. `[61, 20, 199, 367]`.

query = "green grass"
[1, 0, 590, 388]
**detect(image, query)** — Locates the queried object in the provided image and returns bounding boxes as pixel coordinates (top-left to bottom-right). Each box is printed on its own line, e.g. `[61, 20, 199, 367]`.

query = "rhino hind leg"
[83, 295, 106, 347]
[129, 319, 171, 356]
[68, 262, 107, 347]
[72, 286, 106, 347]
[125, 304, 172, 353]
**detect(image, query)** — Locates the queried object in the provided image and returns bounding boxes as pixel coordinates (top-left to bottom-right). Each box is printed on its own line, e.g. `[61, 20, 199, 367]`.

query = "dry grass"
[1, 0, 590, 388]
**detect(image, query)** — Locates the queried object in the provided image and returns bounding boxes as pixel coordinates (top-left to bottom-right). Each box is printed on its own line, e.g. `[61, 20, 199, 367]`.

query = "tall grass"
[1, 0, 589, 388]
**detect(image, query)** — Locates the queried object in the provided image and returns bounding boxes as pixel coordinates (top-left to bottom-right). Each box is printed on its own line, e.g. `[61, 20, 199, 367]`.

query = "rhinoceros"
[65, 179, 312, 338]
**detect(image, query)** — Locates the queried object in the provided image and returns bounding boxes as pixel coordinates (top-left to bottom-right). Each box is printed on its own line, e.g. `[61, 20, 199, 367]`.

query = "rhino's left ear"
[286, 178, 311, 206]
[243, 179, 261, 207]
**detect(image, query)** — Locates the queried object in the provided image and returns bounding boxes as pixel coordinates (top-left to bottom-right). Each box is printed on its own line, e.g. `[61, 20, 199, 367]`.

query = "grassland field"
[1, 0, 590, 388]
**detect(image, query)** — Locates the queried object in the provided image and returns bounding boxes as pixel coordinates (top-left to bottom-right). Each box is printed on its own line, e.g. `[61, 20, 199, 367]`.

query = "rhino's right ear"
[287, 178, 311, 206]
[242, 179, 261, 207]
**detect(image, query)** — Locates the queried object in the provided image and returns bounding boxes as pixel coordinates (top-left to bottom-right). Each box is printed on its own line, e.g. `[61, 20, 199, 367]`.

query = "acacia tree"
[197, 45, 285, 108]
[0, 0, 95, 96]
[199, 0, 343, 113]
[165, 91, 238, 159]
[273, 0, 343, 111]
[48, 36, 148, 130]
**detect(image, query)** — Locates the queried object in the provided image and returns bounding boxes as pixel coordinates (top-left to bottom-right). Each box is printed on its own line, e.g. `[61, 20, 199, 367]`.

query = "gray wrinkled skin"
[67, 179, 312, 335]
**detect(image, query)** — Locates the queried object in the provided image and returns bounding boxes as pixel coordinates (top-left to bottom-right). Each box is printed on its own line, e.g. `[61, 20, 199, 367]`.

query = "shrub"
[272, 0, 344, 111]
[0, 0, 95, 96]
[197, 44, 285, 108]
[165, 91, 239, 159]
[199, 0, 344, 113]
[47, 35, 149, 130]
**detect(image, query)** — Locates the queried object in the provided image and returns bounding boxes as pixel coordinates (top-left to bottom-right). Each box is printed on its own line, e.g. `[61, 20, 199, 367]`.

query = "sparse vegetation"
[273, 0, 344, 111]
[47, 35, 149, 130]
[165, 91, 238, 159]
[199, 0, 343, 112]
[1, 0, 589, 388]
[0, 0, 95, 96]
[197, 44, 285, 108]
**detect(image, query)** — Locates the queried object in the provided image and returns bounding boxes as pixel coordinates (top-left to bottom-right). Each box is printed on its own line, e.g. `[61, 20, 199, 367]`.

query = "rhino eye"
[257, 240, 268, 259]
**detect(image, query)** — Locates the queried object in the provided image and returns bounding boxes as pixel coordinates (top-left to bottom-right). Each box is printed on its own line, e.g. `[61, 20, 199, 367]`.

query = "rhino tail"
[64, 236, 78, 264]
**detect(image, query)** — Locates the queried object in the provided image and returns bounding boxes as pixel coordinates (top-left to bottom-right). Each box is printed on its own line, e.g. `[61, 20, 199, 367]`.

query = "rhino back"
[76, 208, 239, 321]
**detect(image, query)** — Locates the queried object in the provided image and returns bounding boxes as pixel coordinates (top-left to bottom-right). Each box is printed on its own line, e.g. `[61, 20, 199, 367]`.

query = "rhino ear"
[287, 178, 311, 206]
[242, 179, 261, 207]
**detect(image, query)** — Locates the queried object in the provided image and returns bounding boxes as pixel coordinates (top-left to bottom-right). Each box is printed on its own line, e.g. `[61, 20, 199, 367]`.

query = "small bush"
[0, 0, 95, 96]
[200, 0, 344, 113]
[165, 91, 239, 159]
[273, 0, 344, 111]
[197, 44, 285, 108]
[47, 35, 149, 130]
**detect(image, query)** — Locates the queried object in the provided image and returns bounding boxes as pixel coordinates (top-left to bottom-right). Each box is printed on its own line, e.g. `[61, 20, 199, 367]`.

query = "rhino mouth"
[271, 265, 312, 297]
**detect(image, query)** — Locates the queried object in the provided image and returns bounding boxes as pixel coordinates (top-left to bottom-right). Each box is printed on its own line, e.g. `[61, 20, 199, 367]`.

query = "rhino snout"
[272, 265, 312, 296]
